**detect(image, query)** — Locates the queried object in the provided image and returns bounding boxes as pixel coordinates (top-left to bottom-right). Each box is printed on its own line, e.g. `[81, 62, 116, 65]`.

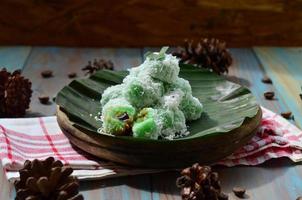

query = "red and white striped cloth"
[1, 107, 302, 182]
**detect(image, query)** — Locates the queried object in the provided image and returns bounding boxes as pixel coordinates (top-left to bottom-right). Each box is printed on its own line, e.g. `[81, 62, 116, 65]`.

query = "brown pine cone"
[15, 157, 84, 200]
[176, 163, 228, 200]
[173, 38, 233, 75]
[0, 69, 32, 117]
[2, 70, 32, 117]
[82, 59, 114, 75]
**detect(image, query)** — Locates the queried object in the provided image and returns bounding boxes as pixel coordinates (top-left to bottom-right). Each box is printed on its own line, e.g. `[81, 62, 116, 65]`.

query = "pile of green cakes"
[100, 47, 203, 140]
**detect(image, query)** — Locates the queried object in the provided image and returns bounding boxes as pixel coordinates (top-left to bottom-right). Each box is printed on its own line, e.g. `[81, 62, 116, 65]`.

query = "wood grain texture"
[22, 47, 142, 117]
[228, 49, 295, 119]
[0, 46, 31, 71]
[1, 1, 302, 46]
[254, 47, 302, 128]
[150, 171, 181, 200]
[216, 159, 302, 200]
[81, 175, 152, 200]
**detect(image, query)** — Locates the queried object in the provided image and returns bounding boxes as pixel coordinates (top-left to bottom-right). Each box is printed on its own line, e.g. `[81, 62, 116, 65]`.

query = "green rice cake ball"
[100, 84, 124, 107]
[143, 54, 180, 83]
[154, 108, 187, 139]
[154, 108, 174, 131]
[180, 95, 203, 121]
[168, 78, 192, 96]
[132, 108, 159, 139]
[161, 90, 184, 110]
[124, 76, 164, 108]
[102, 98, 136, 136]
[173, 109, 187, 134]
[123, 66, 142, 82]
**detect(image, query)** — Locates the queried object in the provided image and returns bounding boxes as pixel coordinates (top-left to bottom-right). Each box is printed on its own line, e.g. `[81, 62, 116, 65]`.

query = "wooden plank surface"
[228, 48, 291, 114]
[254, 47, 302, 128]
[2, 47, 302, 200]
[2, 1, 302, 47]
[217, 159, 302, 200]
[81, 175, 152, 200]
[0, 46, 31, 71]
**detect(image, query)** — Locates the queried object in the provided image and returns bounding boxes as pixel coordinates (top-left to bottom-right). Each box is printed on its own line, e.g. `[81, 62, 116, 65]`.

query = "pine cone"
[82, 59, 114, 75]
[0, 68, 32, 117]
[14, 157, 84, 200]
[176, 163, 228, 200]
[0, 68, 11, 114]
[173, 38, 233, 75]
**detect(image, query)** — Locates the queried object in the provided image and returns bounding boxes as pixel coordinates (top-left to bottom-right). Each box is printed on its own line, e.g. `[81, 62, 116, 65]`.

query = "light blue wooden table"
[1, 47, 302, 200]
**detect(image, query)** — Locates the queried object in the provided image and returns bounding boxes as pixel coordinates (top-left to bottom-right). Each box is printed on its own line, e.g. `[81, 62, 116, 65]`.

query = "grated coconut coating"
[100, 48, 203, 139]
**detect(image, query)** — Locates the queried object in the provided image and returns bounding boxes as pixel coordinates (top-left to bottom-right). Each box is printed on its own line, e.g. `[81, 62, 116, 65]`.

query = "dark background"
[1, 0, 301, 47]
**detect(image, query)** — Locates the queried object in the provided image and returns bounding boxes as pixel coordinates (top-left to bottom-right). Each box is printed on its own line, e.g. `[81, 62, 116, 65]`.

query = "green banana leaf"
[56, 64, 259, 140]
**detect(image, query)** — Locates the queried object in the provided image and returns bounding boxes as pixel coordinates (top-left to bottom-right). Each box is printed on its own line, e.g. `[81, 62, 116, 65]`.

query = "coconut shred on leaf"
[100, 47, 203, 140]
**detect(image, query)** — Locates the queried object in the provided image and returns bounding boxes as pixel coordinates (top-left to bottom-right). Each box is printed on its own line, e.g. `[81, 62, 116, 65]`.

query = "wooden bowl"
[57, 106, 262, 168]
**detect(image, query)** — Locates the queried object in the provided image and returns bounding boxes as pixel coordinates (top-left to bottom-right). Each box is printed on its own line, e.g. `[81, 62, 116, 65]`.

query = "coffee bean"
[281, 111, 292, 119]
[41, 70, 53, 78]
[232, 186, 246, 198]
[68, 72, 77, 78]
[38, 95, 50, 104]
[264, 91, 275, 100]
[261, 76, 272, 84]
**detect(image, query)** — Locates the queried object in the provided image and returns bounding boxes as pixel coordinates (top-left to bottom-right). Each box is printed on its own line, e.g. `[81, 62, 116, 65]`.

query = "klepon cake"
[100, 47, 203, 140]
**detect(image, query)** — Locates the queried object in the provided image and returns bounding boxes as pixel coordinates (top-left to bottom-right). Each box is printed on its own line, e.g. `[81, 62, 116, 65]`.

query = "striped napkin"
[1, 107, 302, 182]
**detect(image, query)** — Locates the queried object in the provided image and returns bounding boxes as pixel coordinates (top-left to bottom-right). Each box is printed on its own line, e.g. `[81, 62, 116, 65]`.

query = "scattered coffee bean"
[232, 186, 246, 198]
[41, 70, 53, 78]
[68, 72, 77, 78]
[296, 196, 302, 200]
[281, 111, 292, 119]
[264, 91, 275, 100]
[38, 95, 50, 104]
[218, 192, 229, 200]
[300, 94, 302, 100]
[261, 76, 272, 84]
